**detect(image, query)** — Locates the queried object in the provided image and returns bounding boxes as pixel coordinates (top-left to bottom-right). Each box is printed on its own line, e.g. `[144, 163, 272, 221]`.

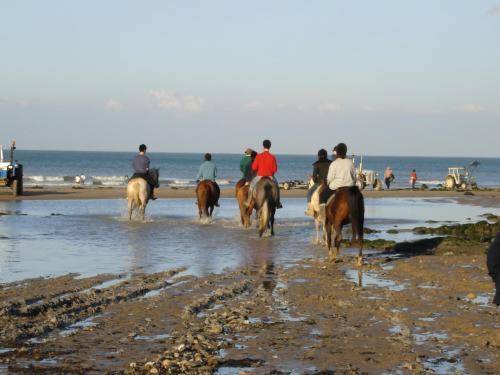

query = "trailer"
[0, 141, 23, 197]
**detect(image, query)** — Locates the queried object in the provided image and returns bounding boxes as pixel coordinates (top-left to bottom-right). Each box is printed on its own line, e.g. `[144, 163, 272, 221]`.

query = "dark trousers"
[385, 178, 391, 189]
[319, 187, 335, 205]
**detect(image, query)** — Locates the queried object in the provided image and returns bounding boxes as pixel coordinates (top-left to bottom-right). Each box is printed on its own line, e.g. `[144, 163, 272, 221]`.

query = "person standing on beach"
[487, 232, 500, 305]
[196, 153, 220, 207]
[305, 149, 331, 216]
[245, 139, 282, 209]
[132, 144, 158, 200]
[240, 148, 254, 183]
[410, 169, 417, 190]
[384, 166, 394, 189]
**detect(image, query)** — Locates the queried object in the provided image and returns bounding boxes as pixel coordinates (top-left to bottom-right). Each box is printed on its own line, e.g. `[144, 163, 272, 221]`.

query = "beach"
[1, 191, 499, 373]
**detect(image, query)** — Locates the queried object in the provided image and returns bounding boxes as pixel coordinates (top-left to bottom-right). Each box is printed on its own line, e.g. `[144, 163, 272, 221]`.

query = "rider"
[132, 144, 158, 200]
[305, 149, 331, 216]
[240, 148, 254, 183]
[319, 142, 356, 208]
[245, 139, 282, 209]
[196, 153, 220, 207]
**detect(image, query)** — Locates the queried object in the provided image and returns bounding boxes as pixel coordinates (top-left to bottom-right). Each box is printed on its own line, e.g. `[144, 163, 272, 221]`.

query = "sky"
[1, 1, 499, 157]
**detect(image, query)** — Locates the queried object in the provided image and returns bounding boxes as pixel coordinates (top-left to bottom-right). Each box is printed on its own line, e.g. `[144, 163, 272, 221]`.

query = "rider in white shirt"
[320, 143, 356, 205]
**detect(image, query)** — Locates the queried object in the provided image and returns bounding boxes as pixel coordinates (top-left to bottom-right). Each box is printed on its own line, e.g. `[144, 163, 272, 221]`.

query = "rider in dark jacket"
[305, 149, 331, 216]
[131, 144, 158, 200]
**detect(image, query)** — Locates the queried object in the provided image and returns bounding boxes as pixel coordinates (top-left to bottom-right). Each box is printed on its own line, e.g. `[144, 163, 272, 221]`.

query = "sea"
[10, 150, 500, 189]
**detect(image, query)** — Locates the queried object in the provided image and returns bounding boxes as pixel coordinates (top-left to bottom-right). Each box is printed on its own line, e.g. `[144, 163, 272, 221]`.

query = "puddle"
[418, 284, 440, 289]
[216, 366, 256, 374]
[423, 350, 465, 374]
[413, 331, 448, 345]
[389, 325, 403, 335]
[134, 333, 171, 341]
[0, 348, 15, 355]
[345, 269, 406, 291]
[59, 315, 102, 337]
[467, 294, 492, 307]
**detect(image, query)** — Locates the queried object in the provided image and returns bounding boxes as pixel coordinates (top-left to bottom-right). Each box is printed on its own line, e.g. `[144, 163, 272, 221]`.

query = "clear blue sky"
[1, 1, 499, 156]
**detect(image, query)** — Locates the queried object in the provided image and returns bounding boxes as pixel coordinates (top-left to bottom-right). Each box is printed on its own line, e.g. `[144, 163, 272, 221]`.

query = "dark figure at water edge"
[196, 153, 220, 207]
[305, 148, 331, 217]
[487, 232, 500, 305]
[384, 166, 394, 189]
[245, 139, 282, 209]
[410, 169, 417, 190]
[131, 144, 159, 200]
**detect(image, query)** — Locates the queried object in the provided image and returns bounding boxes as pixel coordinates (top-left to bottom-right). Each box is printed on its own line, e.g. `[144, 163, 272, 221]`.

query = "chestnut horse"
[235, 179, 253, 227]
[325, 186, 365, 265]
[196, 180, 220, 221]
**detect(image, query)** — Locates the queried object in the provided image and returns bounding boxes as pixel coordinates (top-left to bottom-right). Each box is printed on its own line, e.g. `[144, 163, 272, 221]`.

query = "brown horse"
[235, 179, 253, 227]
[196, 180, 220, 222]
[325, 186, 365, 266]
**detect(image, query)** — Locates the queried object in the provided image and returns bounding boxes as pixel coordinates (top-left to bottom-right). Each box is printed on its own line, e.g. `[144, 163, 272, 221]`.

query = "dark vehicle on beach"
[0, 141, 23, 197]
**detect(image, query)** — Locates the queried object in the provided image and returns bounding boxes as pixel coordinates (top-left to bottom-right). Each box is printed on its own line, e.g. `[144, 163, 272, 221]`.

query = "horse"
[196, 180, 220, 222]
[307, 178, 327, 245]
[325, 186, 365, 266]
[253, 177, 279, 237]
[235, 179, 253, 228]
[126, 168, 159, 221]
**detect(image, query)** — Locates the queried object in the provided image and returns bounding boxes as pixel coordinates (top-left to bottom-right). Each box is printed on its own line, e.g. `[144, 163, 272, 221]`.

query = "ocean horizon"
[6, 150, 499, 189]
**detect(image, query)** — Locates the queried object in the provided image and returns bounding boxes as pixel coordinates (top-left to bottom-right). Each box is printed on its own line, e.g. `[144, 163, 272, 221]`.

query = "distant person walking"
[196, 153, 220, 207]
[410, 169, 417, 190]
[384, 167, 394, 189]
[132, 144, 158, 200]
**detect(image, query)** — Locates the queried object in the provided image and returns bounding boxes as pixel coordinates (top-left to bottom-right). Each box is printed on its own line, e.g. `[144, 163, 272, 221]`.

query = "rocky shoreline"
[0, 221, 499, 373]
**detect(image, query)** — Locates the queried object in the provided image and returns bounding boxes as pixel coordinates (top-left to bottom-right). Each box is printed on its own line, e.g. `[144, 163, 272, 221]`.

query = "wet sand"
[1, 240, 498, 373]
[1, 186, 500, 205]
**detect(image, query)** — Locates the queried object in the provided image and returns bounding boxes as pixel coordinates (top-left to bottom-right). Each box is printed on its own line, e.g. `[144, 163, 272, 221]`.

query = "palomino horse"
[196, 180, 220, 221]
[126, 169, 159, 221]
[307, 178, 327, 244]
[325, 186, 365, 266]
[235, 179, 253, 228]
[253, 177, 279, 237]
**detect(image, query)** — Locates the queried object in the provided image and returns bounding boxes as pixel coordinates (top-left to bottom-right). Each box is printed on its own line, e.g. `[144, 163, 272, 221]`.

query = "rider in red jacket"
[245, 139, 282, 209]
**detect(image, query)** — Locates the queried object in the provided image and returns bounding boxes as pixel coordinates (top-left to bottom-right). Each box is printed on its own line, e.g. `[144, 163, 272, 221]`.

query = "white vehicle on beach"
[444, 161, 479, 190]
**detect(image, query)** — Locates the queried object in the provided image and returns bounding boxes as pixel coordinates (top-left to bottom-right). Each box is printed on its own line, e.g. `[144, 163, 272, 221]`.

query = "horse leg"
[270, 209, 275, 236]
[314, 215, 320, 244]
[356, 240, 364, 267]
[140, 203, 146, 221]
[325, 218, 333, 260]
[128, 199, 134, 221]
[333, 224, 342, 261]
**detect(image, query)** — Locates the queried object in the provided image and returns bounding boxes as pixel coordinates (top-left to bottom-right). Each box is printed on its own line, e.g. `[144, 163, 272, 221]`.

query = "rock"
[162, 359, 172, 368]
[467, 293, 476, 299]
[149, 367, 158, 374]
[129, 362, 136, 368]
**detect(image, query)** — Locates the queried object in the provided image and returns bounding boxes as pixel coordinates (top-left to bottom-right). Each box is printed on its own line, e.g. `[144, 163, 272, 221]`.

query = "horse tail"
[259, 199, 269, 237]
[347, 186, 364, 242]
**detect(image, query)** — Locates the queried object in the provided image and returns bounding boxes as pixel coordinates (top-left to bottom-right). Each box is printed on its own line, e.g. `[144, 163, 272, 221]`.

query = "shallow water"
[0, 197, 497, 283]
